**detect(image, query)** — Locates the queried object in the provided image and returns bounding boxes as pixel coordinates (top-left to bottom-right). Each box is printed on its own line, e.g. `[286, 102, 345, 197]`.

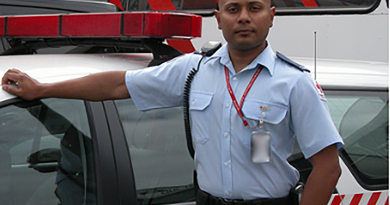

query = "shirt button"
[224, 132, 228, 137]
[262, 112, 266, 117]
[224, 162, 229, 166]
[226, 191, 231, 196]
[232, 77, 237, 81]
[225, 103, 230, 107]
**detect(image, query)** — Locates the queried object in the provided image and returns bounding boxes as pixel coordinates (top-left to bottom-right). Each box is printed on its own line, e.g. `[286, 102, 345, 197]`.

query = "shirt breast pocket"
[189, 92, 213, 144]
[241, 99, 288, 148]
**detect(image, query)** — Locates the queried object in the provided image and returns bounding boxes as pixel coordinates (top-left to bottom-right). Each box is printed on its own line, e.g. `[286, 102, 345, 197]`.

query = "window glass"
[0, 6, 68, 15]
[326, 91, 388, 189]
[272, 0, 377, 11]
[121, 0, 216, 11]
[0, 99, 96, 205]
[115, 99, 195, 205]
[119, 0, 380, 14]
[288, 90, 388, 190]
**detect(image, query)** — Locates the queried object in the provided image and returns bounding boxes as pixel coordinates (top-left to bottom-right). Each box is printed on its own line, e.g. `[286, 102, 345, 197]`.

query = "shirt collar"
[203, 43, 228, 64]
[203, 42, 276, 76]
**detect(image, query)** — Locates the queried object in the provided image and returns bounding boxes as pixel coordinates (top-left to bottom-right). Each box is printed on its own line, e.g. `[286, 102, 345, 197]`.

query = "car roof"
[0, 53, 152, 102]
[292, 57, 388, 90]
[0, 54, 388, 102]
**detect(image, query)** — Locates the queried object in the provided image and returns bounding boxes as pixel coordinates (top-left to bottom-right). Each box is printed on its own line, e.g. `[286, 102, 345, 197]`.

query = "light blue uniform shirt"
[126, 44, 343, 200]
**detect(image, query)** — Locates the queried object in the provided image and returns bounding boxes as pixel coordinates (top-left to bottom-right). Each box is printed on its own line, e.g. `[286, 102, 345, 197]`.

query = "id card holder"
[251, 130, 271, 163]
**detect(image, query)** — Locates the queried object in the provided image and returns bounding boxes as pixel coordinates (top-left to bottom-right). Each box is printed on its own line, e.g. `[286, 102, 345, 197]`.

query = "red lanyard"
[224, 66, 263, 127]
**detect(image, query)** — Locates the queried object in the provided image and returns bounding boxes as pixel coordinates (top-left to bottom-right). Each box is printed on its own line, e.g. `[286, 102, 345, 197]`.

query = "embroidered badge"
[259, 106, 270, 111]
[313, 79, 326, 101]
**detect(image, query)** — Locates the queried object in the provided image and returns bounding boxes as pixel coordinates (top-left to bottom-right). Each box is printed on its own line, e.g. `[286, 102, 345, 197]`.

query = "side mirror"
[27, 148, 61, 173]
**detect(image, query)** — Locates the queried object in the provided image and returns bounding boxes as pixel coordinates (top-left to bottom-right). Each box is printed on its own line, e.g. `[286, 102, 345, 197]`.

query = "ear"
[269, 7, 276, 27]
[214, 10, 222, 30]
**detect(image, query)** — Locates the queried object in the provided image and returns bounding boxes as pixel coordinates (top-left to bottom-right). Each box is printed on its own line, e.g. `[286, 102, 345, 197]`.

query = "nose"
[238, 9, 250, 24]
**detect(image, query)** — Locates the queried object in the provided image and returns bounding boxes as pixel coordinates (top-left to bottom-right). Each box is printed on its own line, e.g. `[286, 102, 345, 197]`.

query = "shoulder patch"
[276, 52, 310, 73]
[313, 78, 327, 101]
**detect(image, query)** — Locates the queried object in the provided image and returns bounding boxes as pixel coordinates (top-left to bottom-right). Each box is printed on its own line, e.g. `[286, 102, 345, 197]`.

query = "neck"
[228, 43, 266, 73]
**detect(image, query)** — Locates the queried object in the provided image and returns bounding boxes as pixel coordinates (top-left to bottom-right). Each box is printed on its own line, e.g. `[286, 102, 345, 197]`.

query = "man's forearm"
[299, 165, 340, 205]
[39, 71, 130, 101]
[299, 144, 341, 205]
[2, 69, 129, 101]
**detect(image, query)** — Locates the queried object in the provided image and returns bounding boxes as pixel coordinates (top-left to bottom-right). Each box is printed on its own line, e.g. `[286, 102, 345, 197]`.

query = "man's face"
[215, 0, 275, 51]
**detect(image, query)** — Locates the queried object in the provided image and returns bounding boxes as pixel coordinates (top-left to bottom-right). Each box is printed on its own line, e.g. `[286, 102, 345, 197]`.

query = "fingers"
[2, 68, 22, 86]
[2, 68, 30, 98]
[2, 83, 21, 96]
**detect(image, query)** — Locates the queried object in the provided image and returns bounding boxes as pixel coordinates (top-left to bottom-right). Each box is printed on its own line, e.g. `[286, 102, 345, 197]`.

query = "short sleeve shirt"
[126, 44, 344, 200]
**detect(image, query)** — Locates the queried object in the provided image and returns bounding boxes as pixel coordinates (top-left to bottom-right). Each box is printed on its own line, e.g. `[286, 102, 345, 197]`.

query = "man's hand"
[2, 68, 129, 101]
[2, 68, 42, 100]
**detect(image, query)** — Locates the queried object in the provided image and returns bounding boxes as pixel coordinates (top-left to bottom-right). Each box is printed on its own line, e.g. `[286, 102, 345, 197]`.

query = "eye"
[251, 5, 262, 11]
[227, 6, 238, 12]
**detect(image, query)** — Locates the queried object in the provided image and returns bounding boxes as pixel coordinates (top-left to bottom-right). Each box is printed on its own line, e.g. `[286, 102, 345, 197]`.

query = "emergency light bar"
[0, 12, 202, 38]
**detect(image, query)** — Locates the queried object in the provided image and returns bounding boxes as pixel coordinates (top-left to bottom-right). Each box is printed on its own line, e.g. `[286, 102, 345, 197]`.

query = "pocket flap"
[189, 92, 213, 111]
[242, 99, 288, 124]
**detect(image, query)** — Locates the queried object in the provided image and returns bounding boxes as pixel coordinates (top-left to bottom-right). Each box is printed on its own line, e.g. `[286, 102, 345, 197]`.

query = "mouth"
[235, 29, 255, 35]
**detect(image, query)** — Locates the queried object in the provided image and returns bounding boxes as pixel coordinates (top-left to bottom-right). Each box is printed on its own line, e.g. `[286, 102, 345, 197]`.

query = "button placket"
[221, 69, 236, 200]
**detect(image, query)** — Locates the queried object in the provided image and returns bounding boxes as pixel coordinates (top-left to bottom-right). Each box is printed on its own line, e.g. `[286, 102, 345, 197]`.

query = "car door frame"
[86, 100, 138, 205]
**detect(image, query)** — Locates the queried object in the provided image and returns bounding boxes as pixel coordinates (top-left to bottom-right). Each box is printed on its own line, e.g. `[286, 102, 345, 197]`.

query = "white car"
[0, 11, 388, 205]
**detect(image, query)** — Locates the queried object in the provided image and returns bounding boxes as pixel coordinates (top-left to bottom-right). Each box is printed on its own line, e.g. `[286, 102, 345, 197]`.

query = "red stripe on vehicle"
[330, 195, 345, 205]
[147, 0, 177, 10]
[385, 196, 389, 205]
[301, 0, 318, 7]
[0, 17, 5, 36]
[350, 194, 363, 205]
[166, 39, 195, 53]
[109, 0, 124, 10]
[367, 192, 381, 205]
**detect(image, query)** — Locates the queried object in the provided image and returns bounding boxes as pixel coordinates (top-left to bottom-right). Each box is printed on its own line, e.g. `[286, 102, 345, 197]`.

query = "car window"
[0, 98, 96, 205]
[326, 91, 388, 190]
[115, 99, 195, 205]
[122, 0, 216, 11]
[288, 90, 388, 191]
[120, 0, 381, 15]
[0, 5, 68, 15]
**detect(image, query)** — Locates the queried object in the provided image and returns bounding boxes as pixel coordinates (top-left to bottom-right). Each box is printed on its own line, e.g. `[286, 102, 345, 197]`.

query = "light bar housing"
[0, 12, 202, 38]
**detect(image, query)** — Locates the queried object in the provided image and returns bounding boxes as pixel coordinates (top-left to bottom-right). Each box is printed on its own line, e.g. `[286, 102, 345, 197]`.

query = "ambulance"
[0, 0, 387, 204]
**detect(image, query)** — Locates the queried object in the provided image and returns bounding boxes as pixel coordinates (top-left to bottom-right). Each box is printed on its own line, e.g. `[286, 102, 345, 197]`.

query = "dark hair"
[215, 1, 275, 10]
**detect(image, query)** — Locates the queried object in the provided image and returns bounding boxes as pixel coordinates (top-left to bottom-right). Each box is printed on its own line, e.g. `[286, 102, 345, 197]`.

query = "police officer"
[2, 0, 343, 204]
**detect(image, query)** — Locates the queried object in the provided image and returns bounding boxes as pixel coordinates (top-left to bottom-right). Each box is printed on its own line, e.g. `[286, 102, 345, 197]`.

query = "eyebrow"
[223, 2, 239, 9]
[248, 1, 264, 5]
[223, 1, 264, 9]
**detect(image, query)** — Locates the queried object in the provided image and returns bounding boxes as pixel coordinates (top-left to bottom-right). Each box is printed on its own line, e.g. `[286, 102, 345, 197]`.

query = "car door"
[111, 98, 195, 205]
[0, 98, 134, 205]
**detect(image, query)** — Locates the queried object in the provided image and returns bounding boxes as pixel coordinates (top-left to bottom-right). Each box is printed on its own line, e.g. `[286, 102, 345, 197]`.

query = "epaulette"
[193, 51, 202, 55]
[276, 52, 310, 73]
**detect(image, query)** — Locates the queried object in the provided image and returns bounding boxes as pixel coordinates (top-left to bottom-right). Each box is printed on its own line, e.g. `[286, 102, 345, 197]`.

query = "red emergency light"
[0, 12, 202, 38]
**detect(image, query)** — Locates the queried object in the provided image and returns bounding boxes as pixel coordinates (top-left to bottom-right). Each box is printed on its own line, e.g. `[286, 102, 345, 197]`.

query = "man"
[2, 0, 343, 204]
